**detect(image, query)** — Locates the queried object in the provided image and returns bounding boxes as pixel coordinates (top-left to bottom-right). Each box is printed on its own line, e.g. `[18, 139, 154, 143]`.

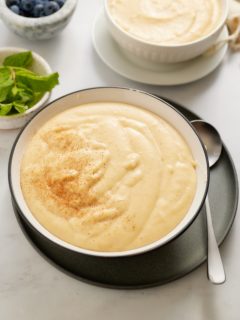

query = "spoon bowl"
[191, 120, 222, 167]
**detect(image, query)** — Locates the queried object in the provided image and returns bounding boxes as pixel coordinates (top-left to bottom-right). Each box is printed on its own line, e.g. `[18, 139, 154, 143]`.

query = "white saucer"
[92, 12, 228, 86]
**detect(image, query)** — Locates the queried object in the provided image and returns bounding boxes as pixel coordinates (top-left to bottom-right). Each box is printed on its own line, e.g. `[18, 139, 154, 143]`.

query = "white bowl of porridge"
[9, 87, 209, 258]
[105, 0, 229, 63]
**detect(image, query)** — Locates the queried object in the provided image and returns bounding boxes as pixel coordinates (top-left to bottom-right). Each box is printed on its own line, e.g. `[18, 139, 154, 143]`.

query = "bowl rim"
[0, 0, 77, 23]
[8, 86, 210, 258]
[0, 47, 52, 120]
[104, 0, 229, 48]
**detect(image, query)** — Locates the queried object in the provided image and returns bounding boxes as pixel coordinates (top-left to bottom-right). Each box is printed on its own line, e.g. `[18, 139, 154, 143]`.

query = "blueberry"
[9, 4, 20, 14]
[20, 9, 31, 17]
[20, 0, 34, 12]
[56, 0, 65, 8]
[33, 3, 45, 17]
[7, 0, 63, 18]
[44, 1, 60, 16]
[7, 0, 20, 6]
[35, 0, 47, 5]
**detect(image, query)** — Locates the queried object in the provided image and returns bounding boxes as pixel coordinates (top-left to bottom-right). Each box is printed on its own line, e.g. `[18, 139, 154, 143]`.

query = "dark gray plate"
[12, 98, 238, 288]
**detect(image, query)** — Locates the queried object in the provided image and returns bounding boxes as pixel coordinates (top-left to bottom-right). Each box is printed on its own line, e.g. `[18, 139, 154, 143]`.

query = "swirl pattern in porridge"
[21, 102, 197, 251]
[108, 0, 222, 45]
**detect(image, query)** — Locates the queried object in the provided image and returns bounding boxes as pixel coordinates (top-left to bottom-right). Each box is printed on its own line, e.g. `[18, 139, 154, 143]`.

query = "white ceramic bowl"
[9, 87, 209, 258]
[104, 0, 229, 63]
[0, 0, 77, 40]
[0, 47, 52, 130]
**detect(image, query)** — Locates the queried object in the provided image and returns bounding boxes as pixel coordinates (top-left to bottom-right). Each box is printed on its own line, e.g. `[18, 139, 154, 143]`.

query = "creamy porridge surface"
[108, 0, 222, 45]
[21, 102, 197, 251]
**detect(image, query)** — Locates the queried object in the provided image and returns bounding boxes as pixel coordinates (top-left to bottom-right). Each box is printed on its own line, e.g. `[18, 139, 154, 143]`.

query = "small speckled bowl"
[0, 47, 52, 130]
[0, 0, 77, 40]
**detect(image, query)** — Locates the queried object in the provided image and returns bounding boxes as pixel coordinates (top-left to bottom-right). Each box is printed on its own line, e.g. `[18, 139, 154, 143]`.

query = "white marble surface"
[0, 1, 240, 319]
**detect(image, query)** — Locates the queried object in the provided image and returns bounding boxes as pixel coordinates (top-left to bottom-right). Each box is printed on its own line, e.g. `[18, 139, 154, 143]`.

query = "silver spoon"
[191, 120, 225, 284]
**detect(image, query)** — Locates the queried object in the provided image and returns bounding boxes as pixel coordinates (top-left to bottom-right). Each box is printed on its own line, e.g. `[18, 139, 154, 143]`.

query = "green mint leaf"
[18, 89, 33, 103]
[0, 86, 12, 102]
[3, 51, 33, 68]
[0, 68, 14, 102]
[0, 67, 13, 85]
[13, 102, 28, 114]
[11, 86, 19, 96]
[8, 88, 32, 104]
[16, 79, 33, 90]
[15, 71, 59, 92]
[13, 66, 35, 75]
[28, 92, 43, 107]
[0, 103, 12, 115]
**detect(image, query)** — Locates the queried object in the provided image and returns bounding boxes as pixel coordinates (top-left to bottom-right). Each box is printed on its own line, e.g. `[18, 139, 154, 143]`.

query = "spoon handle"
[205, 195, 226, 284]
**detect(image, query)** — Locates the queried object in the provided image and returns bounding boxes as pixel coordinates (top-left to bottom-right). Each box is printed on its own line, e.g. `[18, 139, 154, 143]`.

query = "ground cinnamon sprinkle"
[30, 126, 114, 220]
